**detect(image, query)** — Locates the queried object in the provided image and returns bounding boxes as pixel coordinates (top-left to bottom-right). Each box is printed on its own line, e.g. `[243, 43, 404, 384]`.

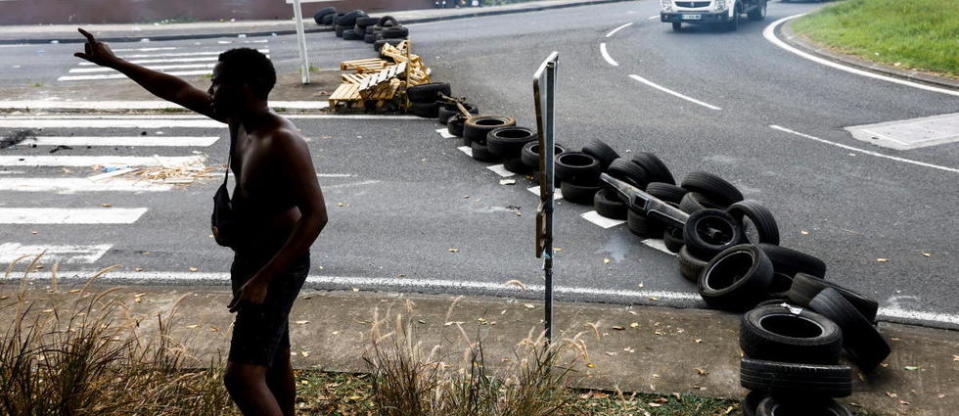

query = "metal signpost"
[287, 0, 336, 84]
[533, 52, 558, 342]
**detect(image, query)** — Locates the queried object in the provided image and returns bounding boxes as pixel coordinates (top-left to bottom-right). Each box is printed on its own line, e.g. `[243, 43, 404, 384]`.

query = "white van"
[660, 0, 767, 31]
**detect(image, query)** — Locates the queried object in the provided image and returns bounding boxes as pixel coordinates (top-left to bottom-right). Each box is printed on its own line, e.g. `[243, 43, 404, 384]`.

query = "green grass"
[792, 0, 959, 78]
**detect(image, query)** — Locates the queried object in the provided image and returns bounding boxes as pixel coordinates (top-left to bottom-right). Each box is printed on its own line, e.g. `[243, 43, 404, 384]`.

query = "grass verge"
[791, 0, 959, 78]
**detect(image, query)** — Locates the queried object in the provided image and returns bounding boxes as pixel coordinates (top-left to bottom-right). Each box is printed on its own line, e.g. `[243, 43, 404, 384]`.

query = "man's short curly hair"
[217, 48, 276, 99]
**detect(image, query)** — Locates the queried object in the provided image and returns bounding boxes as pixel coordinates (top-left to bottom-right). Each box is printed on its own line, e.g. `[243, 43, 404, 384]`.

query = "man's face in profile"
[208, 62, 242, 117]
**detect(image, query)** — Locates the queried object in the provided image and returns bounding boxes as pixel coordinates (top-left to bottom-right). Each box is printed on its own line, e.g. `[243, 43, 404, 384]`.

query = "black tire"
[313, 7, 336, 25]
[725, 5, 741, 31]
[748, 0, 767, 21]
[342, 30, 363, 40]
[742, 391, 766, 416]
[379, 15, 400, 26]
[627, 209, 663, 238]
[631, 152, 675, 185]
[768, 272, 793, 297]
[561, 181, 600, 205]
[678, 192, 721, 214]
[410, 101, 439, 118]
[470, 140, 499, 163]
[364, 33, 377, 43]
[321, 13, 336, 25]
[808, 288, 890, 372]
[787, 273, 879, 323]
[437, 102, 478, 125]
[678, 245, 708, 283]
[646, 182, 687, 204]
[334, 24, 346, 37]
[464, 116, 516, 144]
[447, 115, 466, 138]
[581, 139, 619, 170]
[740, 304, 843, 364]
[335, 10, 366, 26]
[683, 209, 743, 260]
[380, 26, 410, 39]
[727, 200, 780, 245]
[757, 243, 826, 278]
[740, 357, 852, 397]
[487, 127, 536, 158]
[555, 152, 601, 185]
[521, 141, 567, 169]
[663, 226, 684, 253]
[406, 82, 451, 103]
[594, 188, 627, 220]
[698, 244, 774, 310]
[366, 25, 378, 34]
[606, 158, 649, 189]
[374, 38, 403, 51]
[503, 157, 531, 174]
[755, 396, 852, 416]
[672, 21, 682, 32]
[681, 171, 744, 207]
[355, 16, 379, 27]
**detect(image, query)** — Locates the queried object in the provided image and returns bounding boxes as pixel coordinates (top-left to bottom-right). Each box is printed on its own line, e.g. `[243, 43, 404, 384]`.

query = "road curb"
[780, 19, 959, 91]
[0, 0, 630, 45]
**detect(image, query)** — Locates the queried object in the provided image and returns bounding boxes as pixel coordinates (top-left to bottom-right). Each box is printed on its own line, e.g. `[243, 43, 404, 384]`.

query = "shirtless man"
[75, 29, 328, 416]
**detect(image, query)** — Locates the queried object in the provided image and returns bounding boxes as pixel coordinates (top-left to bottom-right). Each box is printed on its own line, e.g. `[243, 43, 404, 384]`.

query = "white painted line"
[79, 56, 218, 66]
[117, 49, 268, 59]
[764, 15, 959, 98]
[600, 43, 619, 67]
[0, 117, 223, 128]
[0, 101, 326, 111]
[0, 178, 172, 194]
[59, 70, 212, 81]
[0, 155, 205, 167]
[316, 173, 356, 178]
[69, 63, 216, 73]
[111, 47, 177, 52]
[605, 22, 633, 38]
[22, 136, 219, 147]
[648, 15, 660, 20]
[0, 170, 24, 175]
[486, 164, 514, 177]
[581, 210, 625, 229]
[770, 125, 959, 174]
[640, 238, 677, 256]
[435, 128, 456, 139]
[88, 167, 138, 182]
[458, 145, 473, 157]
[0, 243, 111, 264]
[324, 180, 381, 189]
[628, 74, 722, 111]
[878, 307, 959, 327]
[0, 208, 148, 224]
[527, 186, 564, 200]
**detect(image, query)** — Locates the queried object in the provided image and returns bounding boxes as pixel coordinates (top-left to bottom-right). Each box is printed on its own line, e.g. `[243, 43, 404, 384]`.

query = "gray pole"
[292, 0, 311, 84]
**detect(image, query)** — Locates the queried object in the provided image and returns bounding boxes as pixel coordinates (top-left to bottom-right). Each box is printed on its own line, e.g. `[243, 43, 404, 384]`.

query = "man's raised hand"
[74, 28, 119, 67]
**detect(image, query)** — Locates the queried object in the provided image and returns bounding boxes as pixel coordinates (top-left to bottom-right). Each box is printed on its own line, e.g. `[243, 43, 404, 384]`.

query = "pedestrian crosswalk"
[58, 39, 271, 82]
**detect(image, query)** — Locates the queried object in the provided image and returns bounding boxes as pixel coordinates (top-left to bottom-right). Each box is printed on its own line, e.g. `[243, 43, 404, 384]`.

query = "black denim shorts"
[228, 252, 310, 367]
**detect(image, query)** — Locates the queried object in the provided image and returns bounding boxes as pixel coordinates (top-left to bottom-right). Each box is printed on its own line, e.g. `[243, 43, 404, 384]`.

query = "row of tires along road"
[313, 8, 411, 51]
[402, 81, 892, 415]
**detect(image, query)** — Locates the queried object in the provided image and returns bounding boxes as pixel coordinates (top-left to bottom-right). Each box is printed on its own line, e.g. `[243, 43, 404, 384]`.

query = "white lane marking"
[112, 47, 177, 52]
[486, 164, 514, 177]
[0, 118, 223, 128]
[59, 70, 212, 81]
[0, 155, 205, 167]
[0, 100, 327, 111]
[605, 22, 633, 38]
[0, 170, 24, 175]
[648, 15, 660, 20]
[600, 43, 619, 67]
[79, 56, 218, 65]
[316, 173, 356, 178]
[69, 63, 216, 73]
[528, 186, 564, 200]
[435, 128, 456, 139]
[764, 15, 959, 98]
[458, 146, 473, 157]
[878, 307, 959, 327]
[0, 243, 111, 264]
[88, 168, 138, 182]
[770, 125, 959, 174]
[117, 49, 268, 59]
[22, 136, 219, 147]
[323, 180, 381, 189]
[0, 178, 172, 194]
[581, 210, 625, 228]
[640, 239, 677, 256]
[0, 208, 147, 224]
[629, 74, 722, 111]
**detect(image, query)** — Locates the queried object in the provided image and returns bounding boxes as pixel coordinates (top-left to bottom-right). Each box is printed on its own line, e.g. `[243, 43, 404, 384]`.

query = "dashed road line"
[770, 125, 959, 174]
[580, 210, 624, 229]
[0, 207, 148, 224]
[605, 22, 633, 38]
[486, 164, 514, 177]
[628, 74, 722, 111]
[600, 43, 619, 67]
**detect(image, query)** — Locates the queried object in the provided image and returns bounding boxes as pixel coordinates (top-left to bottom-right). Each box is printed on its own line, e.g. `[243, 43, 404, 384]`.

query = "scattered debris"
[0, 129, 36, 149]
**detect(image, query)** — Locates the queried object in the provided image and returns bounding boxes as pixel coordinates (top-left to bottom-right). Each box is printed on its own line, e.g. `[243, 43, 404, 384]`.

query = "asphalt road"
[0, 0, 957, 328]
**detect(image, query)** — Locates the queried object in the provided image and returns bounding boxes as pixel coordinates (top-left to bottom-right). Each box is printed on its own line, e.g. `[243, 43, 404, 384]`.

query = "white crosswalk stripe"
[0, 155, 206, 167]
[60, 42, 269, 82]
[69, 63, 216, 73]
[19, 136, 219, 147]
[0, 243, 112, 264]
[0, 208, 149, 224]
[0, 178, 173, 193]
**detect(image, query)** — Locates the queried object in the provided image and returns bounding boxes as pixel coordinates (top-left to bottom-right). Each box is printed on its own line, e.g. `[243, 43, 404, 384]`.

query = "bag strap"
[223, 123, 236, 187]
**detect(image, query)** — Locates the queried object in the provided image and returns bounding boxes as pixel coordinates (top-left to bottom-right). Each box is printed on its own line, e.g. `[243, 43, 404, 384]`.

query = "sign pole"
[533, 52, 558, 343]
[292, 0, 311, 84]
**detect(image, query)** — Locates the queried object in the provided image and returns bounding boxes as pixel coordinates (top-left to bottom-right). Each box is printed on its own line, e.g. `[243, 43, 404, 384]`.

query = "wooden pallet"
[340, 58, 392, 73]
[358, 62, 406, 92]
[328, 82, 361, 108]
[341, 73, 367, 84]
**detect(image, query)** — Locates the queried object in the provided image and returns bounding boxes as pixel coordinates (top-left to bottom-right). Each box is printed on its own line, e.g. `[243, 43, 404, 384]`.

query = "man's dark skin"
[74, 28, 328, 416]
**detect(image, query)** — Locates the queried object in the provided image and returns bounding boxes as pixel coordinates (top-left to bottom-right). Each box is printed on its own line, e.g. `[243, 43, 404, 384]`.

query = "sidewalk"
[6, 281, 956, 416]
[0, 0, 628, 44]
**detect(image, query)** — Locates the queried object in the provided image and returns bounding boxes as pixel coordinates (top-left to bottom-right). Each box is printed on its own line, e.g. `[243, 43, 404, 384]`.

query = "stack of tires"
[313, 7, 337, 26]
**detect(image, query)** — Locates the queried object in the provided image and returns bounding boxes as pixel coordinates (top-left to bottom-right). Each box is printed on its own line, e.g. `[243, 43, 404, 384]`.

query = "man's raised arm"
[74, 28, 223, 122]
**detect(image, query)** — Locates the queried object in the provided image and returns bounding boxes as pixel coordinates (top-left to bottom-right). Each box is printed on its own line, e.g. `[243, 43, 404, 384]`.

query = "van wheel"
[726, 5, 740, 31]
[748, 0, 766, 21]
[672, 22, 682, 32]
